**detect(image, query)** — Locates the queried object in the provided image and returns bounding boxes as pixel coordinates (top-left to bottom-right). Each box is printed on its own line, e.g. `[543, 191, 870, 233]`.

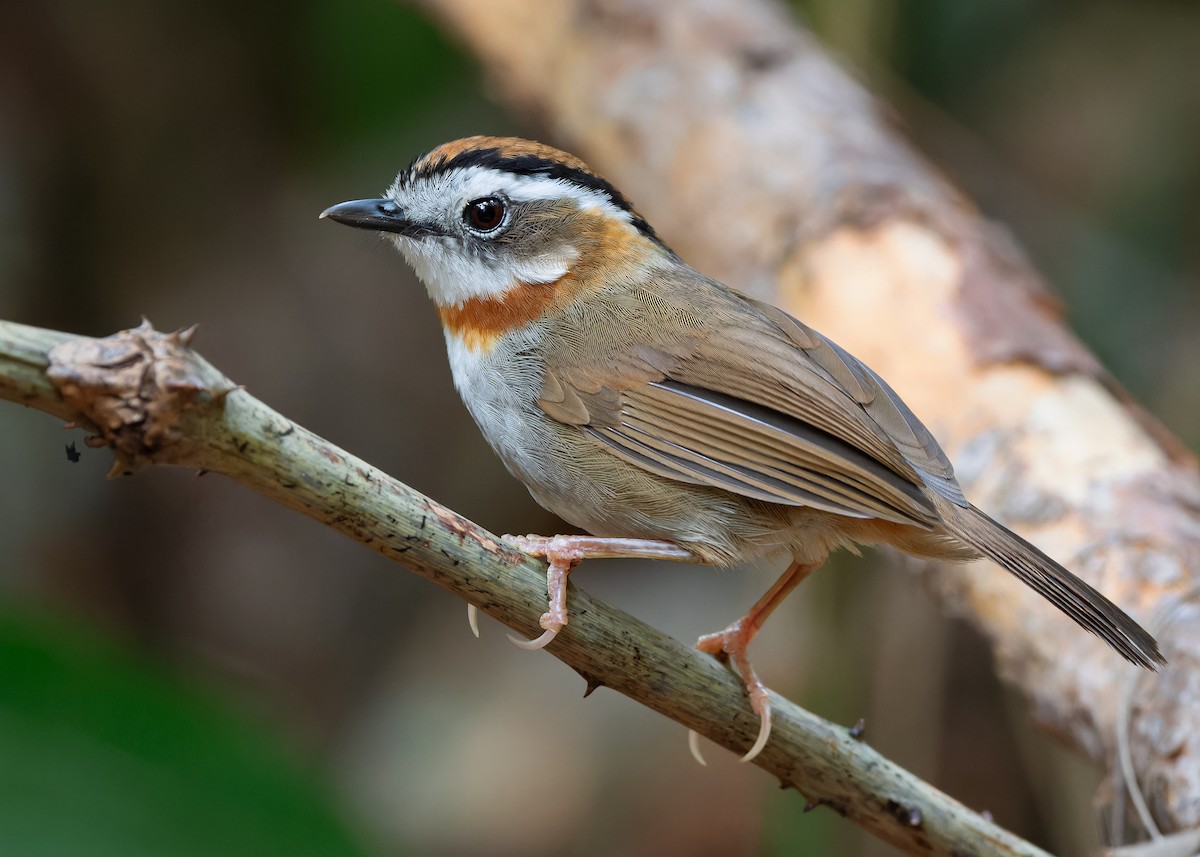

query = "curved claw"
[740, 701, 772, 763]
[687, 729, 708, 767]
[507, 627, 558, 650]
[467, 604, 480, 639]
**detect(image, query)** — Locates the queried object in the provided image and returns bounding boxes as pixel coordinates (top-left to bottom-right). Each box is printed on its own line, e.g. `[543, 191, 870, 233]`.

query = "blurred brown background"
[0, 1, 1197, 855]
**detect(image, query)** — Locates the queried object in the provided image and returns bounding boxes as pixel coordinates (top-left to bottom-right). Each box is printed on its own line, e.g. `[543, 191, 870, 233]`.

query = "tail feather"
[944, 503, 1165, 670]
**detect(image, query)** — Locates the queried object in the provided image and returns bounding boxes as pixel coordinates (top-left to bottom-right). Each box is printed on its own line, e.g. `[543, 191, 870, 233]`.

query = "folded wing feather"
[536, 276, 968, 528]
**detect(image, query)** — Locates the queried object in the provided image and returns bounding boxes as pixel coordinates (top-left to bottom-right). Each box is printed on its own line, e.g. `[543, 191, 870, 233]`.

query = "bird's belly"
[449, 342, 621, 527]
[445, 332, 586, 504]
[445, 331, 785, 558]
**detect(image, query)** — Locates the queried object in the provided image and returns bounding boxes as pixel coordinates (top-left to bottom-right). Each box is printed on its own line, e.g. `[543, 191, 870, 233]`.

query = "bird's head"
[322, 136, 674, 350]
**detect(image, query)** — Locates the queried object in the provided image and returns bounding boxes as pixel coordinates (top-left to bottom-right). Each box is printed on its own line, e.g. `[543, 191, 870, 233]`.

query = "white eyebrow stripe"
[451, 167, 633, 223]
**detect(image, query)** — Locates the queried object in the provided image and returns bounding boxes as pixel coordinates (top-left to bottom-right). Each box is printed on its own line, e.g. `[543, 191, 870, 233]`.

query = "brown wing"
[537, 274, 967, 528]
[741, 297, 965, 505]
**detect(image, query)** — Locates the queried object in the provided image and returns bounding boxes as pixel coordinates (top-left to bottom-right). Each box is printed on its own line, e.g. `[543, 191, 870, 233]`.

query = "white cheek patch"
[392, 234, 578, 307]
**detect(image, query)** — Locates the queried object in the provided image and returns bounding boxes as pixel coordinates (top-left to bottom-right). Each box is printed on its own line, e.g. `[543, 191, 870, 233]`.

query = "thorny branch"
[1, 318, 1049, 857]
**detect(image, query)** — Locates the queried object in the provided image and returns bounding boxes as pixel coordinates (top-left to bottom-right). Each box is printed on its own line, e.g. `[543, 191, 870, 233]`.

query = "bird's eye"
[464, 197, 506, 233]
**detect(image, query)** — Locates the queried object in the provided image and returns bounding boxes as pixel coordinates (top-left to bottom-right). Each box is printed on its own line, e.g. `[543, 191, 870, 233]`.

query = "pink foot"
[691, 619, 773, 764]
[499, 534, 697, 651]
[503, 535, 584, 650]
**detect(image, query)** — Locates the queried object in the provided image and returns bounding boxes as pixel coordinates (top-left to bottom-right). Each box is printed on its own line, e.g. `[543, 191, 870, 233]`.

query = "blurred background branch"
[2, 1, 1198, 855]
[415, 0, 1200, 840]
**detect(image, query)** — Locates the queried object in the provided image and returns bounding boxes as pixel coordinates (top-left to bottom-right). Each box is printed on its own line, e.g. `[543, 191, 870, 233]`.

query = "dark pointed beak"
[319, 198, 420, 235]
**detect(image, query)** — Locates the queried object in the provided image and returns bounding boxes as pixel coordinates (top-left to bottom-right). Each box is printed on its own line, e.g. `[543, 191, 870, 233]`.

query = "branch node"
[45, 320, 230, 472]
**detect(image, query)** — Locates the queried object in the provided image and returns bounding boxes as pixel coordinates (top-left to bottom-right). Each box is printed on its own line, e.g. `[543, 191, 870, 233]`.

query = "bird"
[321, 135, 1165, 763]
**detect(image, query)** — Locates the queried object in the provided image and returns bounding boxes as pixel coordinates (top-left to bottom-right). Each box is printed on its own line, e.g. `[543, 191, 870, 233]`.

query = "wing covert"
[534, 273, 967, 525]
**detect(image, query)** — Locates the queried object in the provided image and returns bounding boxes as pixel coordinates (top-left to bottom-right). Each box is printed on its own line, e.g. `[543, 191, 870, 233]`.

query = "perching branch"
[1, 318, 1048, 856]
[416, 0, 1200, 839]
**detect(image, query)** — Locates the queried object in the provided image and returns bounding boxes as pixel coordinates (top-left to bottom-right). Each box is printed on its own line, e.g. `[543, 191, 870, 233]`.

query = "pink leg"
[690, 560, 821, 764]
[504, 535, 698, 650]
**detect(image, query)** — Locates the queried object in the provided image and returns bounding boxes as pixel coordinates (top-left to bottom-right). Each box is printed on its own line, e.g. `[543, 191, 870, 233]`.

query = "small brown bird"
[322, 136, 1164, 762]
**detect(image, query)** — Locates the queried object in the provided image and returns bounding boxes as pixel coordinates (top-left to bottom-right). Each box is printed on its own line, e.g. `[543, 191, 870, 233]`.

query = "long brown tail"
[943, 503, 1165, 669]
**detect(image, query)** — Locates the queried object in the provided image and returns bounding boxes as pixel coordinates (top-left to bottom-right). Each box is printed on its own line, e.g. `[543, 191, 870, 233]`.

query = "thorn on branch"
[44, 320, 231, 473]
[169, 323, 200, 348]
[214, 383, 243, 403]
[886, 799, 923, 828]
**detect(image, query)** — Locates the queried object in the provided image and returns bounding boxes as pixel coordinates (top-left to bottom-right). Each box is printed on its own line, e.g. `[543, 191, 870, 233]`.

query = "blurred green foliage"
[302, 3, 470, 148]
[0, 608, 371, 857]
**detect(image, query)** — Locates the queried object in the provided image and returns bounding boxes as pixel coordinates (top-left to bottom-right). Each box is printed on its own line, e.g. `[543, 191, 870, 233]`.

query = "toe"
[503, 534, 540, 554]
